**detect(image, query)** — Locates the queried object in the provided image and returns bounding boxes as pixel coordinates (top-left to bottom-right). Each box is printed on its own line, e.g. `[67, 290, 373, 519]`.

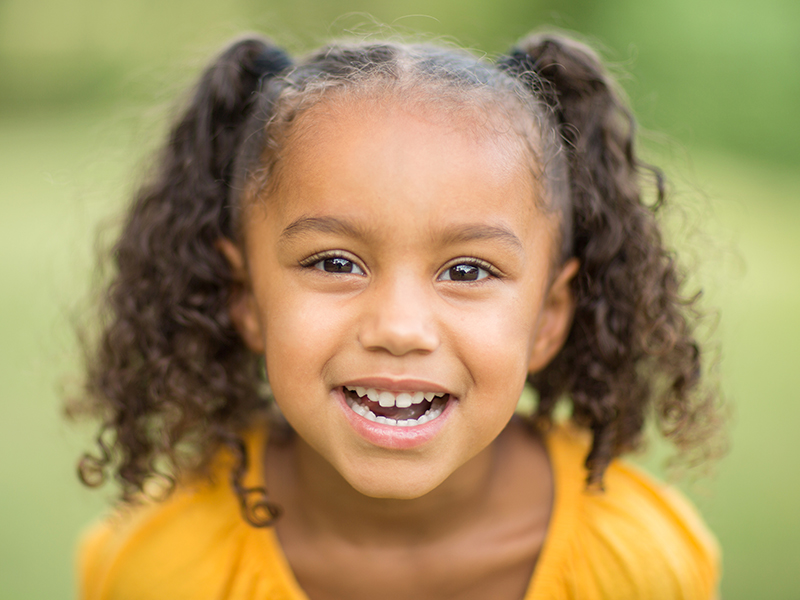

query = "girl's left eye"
[312, 256, 365, 275]
[438, 262, 492, 282]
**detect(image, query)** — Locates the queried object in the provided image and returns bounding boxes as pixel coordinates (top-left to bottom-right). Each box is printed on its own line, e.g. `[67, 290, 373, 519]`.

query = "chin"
[342, 463, 449, 500]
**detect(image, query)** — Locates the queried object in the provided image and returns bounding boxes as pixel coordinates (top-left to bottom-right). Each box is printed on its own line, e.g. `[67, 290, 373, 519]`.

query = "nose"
[358, 275, 440, 356]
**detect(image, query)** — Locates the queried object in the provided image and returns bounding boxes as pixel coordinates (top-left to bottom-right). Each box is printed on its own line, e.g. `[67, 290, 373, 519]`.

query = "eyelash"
[437, 258, 500, 282]
[300, 251, 366, 275]
[299, 252, 501, 282]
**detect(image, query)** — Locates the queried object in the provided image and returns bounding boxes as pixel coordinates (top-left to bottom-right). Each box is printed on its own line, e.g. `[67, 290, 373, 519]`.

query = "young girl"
[73, 30, 721, 600]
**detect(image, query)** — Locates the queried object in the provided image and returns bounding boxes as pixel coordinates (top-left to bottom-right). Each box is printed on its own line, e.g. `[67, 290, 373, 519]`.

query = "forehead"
[271, 93, 541, 213]
[245, 94, 561, 260]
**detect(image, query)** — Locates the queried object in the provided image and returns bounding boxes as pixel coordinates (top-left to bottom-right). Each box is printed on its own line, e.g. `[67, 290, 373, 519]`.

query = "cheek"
[453, 291, 538, 366]
[458, 289, 543, 416]
[259, 281, 353, 390]
[258, 283, 315, 375]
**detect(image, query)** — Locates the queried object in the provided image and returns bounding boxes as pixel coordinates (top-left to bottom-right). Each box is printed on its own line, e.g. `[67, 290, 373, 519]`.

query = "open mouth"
[343, 386, 448, 427]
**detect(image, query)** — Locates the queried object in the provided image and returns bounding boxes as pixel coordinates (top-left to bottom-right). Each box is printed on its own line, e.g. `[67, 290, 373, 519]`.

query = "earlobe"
[215, 238, 266, 354]
[528, 258, 580, 373]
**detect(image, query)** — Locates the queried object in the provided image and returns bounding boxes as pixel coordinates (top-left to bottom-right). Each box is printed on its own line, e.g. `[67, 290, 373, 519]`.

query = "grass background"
[1, 0, 799, 598]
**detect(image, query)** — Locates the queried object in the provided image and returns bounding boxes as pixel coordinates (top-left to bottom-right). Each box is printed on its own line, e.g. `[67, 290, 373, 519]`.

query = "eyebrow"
[279, 215, 523, 253]
[440, 224, 524, 253]
[280, 216, 369, 244]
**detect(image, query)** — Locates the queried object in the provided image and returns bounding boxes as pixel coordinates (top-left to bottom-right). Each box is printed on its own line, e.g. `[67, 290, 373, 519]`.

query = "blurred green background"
[1, 0, 798, 598]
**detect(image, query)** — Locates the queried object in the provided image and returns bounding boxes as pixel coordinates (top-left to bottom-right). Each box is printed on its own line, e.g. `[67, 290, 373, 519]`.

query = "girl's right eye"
[310, 256, 365, 275]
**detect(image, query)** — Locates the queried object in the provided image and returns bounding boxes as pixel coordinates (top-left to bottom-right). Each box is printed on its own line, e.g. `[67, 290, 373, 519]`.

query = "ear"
[216, 238, 266, 354]
[527, 258, 579, 373]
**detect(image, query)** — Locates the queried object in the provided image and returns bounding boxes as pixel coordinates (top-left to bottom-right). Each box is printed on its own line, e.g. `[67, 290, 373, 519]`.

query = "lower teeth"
[346, 396, 445, 427]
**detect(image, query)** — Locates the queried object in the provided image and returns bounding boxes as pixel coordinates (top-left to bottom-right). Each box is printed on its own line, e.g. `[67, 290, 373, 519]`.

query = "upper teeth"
[346, 387, 446, 408]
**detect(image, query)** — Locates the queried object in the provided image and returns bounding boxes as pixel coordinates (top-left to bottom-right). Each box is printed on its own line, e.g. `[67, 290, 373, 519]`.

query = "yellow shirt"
[78, 424, 720, 599]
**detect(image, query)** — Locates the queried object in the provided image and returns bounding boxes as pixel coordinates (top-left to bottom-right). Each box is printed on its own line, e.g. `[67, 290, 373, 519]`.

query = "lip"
[334, 386, 456, 450]
[340, 377, 452, 395]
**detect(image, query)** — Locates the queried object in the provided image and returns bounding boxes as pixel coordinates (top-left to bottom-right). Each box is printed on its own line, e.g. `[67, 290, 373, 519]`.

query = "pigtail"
[501, 34, 716, 485]
[73, 37, 290, 525]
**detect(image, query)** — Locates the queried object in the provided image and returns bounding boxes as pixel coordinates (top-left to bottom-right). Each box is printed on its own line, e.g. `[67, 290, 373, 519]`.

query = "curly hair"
[69, 31, 720, 526]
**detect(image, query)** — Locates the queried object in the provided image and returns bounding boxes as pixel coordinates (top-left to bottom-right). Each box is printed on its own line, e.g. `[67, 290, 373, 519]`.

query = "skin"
[219, 95, 578, 600]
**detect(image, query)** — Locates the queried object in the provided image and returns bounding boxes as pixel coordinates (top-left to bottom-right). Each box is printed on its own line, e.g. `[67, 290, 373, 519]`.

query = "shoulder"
[529, 423, 721, 600]
[77, 428, 304, 600]
[78, 480, 234, 599]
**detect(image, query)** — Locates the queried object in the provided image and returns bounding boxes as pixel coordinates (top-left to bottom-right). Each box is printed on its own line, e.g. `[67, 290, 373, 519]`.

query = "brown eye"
[439, 263, 489, 281]
[313, 256, 365, 275]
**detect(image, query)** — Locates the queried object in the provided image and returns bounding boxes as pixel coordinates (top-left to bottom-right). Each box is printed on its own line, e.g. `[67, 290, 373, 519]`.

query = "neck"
[269, 433, 500, 545]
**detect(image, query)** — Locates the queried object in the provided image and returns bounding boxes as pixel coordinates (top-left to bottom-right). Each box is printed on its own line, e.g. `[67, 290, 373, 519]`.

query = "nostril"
[359, 323, 439, 356]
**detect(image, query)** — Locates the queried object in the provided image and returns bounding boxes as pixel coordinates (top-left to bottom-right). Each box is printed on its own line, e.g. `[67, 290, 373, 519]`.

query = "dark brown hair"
[69, 31, 720, 525]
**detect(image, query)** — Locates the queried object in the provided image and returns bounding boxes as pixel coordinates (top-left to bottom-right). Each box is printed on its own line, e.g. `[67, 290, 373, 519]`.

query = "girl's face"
[224, 96, 577, 500]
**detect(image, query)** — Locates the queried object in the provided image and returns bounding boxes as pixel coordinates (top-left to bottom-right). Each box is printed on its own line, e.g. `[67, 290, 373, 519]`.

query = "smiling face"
[223, 95, 577, 499]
